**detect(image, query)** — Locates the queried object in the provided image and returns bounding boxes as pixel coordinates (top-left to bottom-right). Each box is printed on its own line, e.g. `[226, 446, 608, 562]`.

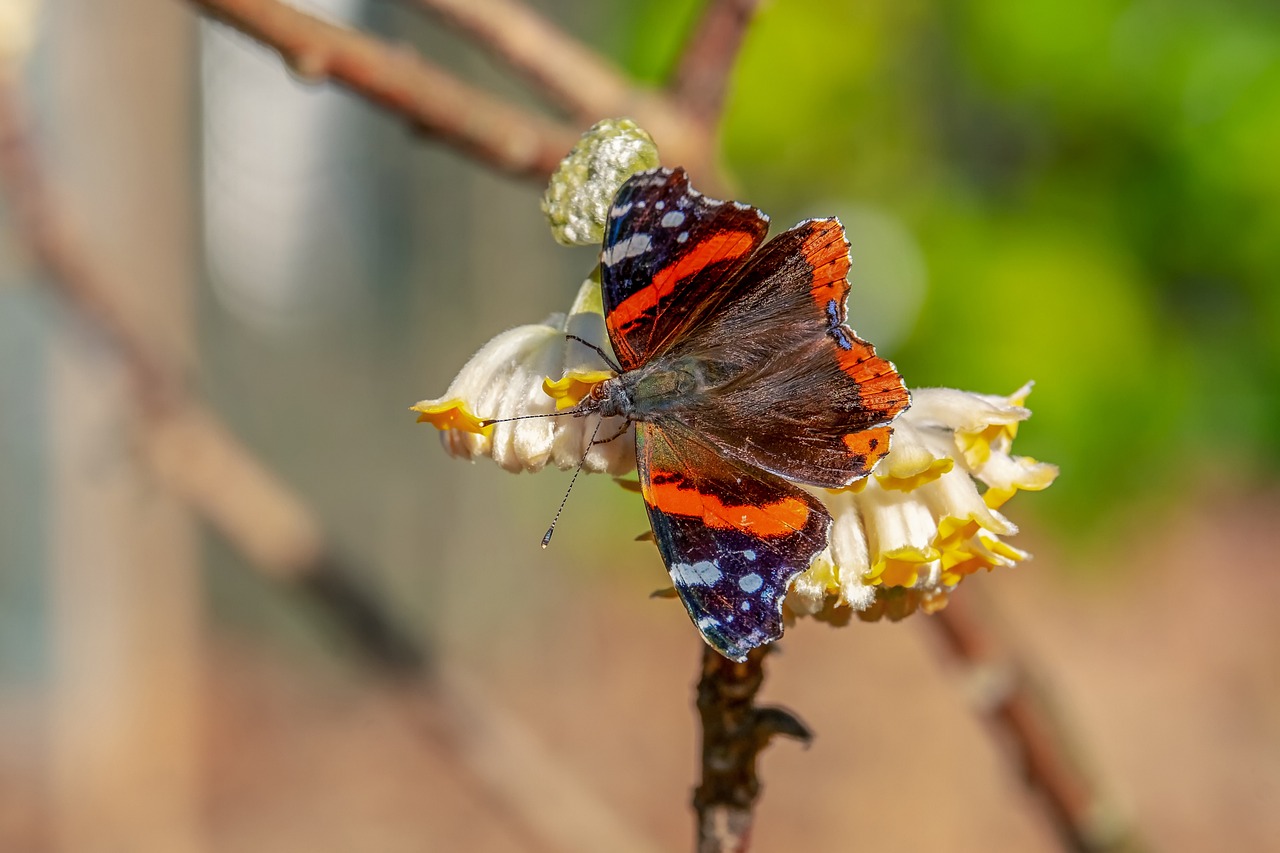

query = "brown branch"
[0, 74, 426, 676]
[409, 0, 635, 122]
[669, 0, 761, 127]
[694, 645, 811, 853]
[187, 0, 577, 180]
[405, 0, 722, 187]
[927, 597, 1145, 853]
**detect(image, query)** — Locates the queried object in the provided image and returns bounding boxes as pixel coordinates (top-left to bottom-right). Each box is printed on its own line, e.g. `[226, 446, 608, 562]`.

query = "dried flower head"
[541, 118, 660, 247]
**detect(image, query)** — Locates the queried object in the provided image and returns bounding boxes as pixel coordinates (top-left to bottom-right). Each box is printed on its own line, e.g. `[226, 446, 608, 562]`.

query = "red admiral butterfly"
[579, 168, 910, 661]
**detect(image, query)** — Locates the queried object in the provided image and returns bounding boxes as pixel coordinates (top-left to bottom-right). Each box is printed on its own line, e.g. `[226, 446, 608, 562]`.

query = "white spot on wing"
[610, 201, 633, 218]
[601, 233, 652, 266]
[738, 573, 763, 593]
[744, 550, 757, 561]
[741, 601, 751, 612]
[655, 200, 665, 210]
[673, 560, 723, 587]
[661, 211, 686, 228]
[677, 232, 689, 243]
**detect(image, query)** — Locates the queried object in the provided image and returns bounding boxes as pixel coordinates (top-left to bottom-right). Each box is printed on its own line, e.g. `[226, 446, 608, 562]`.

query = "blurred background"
[1, 0, 1278, 850]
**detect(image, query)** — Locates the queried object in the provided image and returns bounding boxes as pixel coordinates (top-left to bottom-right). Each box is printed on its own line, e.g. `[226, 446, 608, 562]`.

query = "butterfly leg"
[591, 418, 633, 445]
[565, 334, 623, 374]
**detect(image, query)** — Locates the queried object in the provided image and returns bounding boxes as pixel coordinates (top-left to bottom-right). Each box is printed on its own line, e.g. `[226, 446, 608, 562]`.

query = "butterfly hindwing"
[600, 168, 770, 370]
[636, 421, 831, 661]
[665, 217, 910, 488]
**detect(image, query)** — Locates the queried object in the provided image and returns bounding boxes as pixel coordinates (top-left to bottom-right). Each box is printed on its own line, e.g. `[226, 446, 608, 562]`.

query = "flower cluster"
[789, 383, 1056, 622]
[411, 273, 634, 476]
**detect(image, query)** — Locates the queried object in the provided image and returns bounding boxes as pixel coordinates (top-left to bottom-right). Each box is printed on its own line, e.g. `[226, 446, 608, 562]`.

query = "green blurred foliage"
[614, 0, 1280, 531]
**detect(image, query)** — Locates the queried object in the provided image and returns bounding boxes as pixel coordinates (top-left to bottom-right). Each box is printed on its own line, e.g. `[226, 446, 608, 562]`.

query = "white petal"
[904, 387, 1030, 433]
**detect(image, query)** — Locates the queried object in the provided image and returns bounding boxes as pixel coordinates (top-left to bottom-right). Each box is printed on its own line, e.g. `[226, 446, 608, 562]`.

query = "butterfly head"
[582, 375, 633, 421]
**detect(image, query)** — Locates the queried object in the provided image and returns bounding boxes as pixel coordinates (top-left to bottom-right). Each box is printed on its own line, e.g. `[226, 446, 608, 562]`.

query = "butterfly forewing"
[600, 168, 770, 371]
[667, 218, 910, 488]
[637, 422, 830, 661]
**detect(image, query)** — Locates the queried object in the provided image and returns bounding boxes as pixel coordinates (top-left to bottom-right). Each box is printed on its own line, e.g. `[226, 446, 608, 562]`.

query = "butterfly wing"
[666, 217, 910, 488]
[637, 421, 830, 661]
[600, 168, 770, 370]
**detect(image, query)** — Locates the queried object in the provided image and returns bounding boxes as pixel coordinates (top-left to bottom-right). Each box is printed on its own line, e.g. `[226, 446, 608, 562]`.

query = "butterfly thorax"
[589, 356, 718, 423]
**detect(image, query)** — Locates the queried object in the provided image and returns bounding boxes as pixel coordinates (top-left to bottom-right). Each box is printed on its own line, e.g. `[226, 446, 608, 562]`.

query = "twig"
[668, 0, 761, 128]
[187, 0, 577, 180]
[694, 645, 811, 853]
[927, 596, 1144, 853]
[0, 74, 426, 677]
[409, 0, 635, 122]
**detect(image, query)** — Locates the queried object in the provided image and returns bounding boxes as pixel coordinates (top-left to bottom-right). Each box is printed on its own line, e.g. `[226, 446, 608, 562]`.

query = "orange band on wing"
[646, 477, 810, 537]
[802, 220, 851, 311]
[836, 343, 897, 384]
[607, 230, 758, 334]
[843, 425, 893, 461]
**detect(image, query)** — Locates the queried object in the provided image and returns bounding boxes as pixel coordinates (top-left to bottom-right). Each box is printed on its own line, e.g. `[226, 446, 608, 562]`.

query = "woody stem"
[693, 644, 811, 852]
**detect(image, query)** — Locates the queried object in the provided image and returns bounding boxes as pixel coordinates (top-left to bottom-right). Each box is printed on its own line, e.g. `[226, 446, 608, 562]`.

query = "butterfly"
[578, 167, 910, 661]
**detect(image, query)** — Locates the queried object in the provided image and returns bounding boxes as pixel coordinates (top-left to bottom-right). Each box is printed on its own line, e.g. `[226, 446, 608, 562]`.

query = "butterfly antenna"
[541, 417, 604, 549]
[478, 408, 584, 428]
[566, 334, 623, 374]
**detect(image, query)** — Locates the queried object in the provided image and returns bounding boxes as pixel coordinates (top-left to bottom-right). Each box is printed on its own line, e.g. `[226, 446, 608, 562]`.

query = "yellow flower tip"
[982, 485, 1017, 509]
[1015, 457, 1060, 491]
[542, 369, 614, 410]
[978, 534, 1029, 563]
[980, 458, 1059, 509]
[876, 456, 954, 492]
[410, 399, 494, 437]
[956, 428, 996, 469]
[868, 546, 940, 588]
[935, 515, 981, 548]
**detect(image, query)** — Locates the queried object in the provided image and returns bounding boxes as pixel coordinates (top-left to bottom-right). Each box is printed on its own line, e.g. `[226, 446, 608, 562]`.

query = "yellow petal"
[542, 369, 614, 410]
[867, 545, 940, 588]
[410, 399, 494, 436]
[876, 456, 954, 492]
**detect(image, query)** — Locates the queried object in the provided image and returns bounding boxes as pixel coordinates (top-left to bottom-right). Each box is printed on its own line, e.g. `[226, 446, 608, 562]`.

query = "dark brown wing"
[664, 218, 910, 488]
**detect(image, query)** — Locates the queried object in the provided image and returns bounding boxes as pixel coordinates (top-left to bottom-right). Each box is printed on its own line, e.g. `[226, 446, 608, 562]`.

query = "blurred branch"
[0, 75, 425, 677]
[187, 0, 577, 180]
[694, 645, 811, 853]
[927, 597, 1145, 853]
[183, 0, 765, 192]
[669, 0, 760, 126]
[409, 0, 635, 121]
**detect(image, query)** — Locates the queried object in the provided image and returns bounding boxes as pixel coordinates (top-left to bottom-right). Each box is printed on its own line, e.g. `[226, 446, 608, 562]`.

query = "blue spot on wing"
[651, 520, 797, 662]
[826, 298, 853, 349]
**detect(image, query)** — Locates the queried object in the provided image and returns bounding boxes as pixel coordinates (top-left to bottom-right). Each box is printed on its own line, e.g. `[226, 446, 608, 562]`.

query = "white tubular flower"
[788, 382, 1057, 622]
[411, 275, 635, 476]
